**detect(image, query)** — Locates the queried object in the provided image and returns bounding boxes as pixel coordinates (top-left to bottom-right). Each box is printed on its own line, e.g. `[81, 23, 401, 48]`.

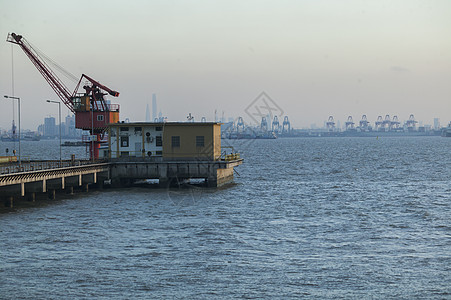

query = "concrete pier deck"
[0, 158, 242, 207]
[110, 159, 243, 187]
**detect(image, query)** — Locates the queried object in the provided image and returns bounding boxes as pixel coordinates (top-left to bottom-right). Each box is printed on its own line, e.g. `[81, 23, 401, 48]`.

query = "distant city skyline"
[0, 113, 81, 139]
[1, 1, 450, 129]
[0, 112, 445, 133]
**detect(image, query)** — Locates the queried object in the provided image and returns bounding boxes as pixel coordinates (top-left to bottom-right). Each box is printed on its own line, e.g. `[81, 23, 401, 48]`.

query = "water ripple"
[1, 137, 450, 299]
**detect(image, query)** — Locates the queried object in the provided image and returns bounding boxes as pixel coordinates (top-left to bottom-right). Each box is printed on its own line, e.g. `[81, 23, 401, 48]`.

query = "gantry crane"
[6, 32, 120, 159]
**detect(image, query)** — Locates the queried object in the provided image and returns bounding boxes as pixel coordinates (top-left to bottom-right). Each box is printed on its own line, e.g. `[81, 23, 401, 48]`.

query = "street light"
[4, 95, 20, 165]
[47, 100, 62, 165]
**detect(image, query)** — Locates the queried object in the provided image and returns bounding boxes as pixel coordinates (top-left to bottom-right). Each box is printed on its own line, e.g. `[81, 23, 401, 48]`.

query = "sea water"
[0, 137, 450, 299]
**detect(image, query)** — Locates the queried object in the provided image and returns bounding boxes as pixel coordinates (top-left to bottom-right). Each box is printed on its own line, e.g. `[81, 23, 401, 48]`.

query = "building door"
[135, 142, 142, 157]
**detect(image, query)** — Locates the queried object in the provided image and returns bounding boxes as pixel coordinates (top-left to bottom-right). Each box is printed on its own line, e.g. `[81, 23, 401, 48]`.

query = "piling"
[28, 192, 36, 202]
[48, 189, 56, 200]
[67, 186, 74, 195]
[5, 196, 14, 208]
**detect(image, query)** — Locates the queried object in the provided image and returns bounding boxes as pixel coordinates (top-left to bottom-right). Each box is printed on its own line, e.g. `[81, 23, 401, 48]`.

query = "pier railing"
[0, 159, 107, 175]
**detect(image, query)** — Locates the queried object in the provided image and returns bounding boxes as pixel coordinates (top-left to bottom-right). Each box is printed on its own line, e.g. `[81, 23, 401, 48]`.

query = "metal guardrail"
[0, 159, 107, 175]
[107, 150, 163, 158]
[223, 153, 240, 161]
[220, 146, 240, 161]
[0, 162, 110, 187]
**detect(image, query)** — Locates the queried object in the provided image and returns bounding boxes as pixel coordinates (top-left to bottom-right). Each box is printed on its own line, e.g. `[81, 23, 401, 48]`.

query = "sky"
[0, 0, 450, 130]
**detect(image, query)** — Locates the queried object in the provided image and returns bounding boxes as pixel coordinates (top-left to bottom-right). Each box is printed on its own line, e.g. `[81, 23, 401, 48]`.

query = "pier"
[110, 158, 242, 188]
[0, 160, 109, 207]
[0, 157, 242, 207]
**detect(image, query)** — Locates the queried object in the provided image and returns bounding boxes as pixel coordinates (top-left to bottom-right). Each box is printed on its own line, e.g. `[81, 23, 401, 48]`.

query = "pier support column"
[83, 184, 89, 193]
[4, 196, 13, 208]
[98, 181, 104, 189]
[28, 192, 36, 202]
[66, 186, 74, 195]
[118, 178, 133, 187]
[214, 168, 234, 187]
[158, 178, 169, 188]
[111, 178, 121, 188]
[48, 189, 56, 200]
[206, 178, 217, 187]
[21, 182, 25, 197]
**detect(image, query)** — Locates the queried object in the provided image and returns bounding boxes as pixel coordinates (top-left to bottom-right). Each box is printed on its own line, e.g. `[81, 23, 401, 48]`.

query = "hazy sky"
[1, 0, 450, 130]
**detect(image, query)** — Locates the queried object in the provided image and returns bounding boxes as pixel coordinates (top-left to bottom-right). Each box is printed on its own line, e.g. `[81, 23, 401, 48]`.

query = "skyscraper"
[434, 118, 440, 130]
[146, 103, 151, 122]
[152, 93, 157, 121]
[44, 116, 56, 137]
[65, 114, 75, 137]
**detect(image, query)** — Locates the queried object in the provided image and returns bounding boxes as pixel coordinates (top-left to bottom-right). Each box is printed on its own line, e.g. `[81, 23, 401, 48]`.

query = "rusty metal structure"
[6, 33, 120, 159]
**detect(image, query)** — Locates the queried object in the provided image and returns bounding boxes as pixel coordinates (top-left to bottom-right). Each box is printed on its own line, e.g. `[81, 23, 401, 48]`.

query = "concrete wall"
[216, 167, 234, 187]
[109, 160, 238, 187]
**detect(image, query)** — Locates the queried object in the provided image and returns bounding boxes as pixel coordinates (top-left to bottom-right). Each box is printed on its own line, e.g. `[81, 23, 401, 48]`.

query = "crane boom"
[76, 74, 119, 98]
[72, 74, 119, 112]
[7, 32, 121, 160]
[6, 33, 75, 113]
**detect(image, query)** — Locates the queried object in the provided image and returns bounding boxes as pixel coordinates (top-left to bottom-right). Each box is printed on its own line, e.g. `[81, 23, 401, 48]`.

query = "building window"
[171, 136, 180, 148]
[134, 127, 142, 132]
[121, 136, 129, 147]
[120, 151, 129, 157]
[156, 126, 163, 131]
[156, 151, 163, 156]
[196, 136, 205, 147]
[97, 115, 104, 121]
[156, 136, 162, 147]
[120, 127, 129, 131]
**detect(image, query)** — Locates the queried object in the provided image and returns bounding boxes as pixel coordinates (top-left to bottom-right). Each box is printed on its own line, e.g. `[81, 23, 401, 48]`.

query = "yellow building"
[162, 122, 221, 160]
[106, 122, 221, 161]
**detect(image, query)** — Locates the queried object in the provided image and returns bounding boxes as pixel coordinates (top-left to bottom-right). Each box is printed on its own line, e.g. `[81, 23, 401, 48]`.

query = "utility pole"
[47, 100, 62, 165]
[4, 95, 20, 165]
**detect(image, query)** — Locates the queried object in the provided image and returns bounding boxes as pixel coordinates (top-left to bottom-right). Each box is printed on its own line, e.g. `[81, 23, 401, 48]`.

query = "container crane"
[236, 117, 245, 133]
[282, 116, 291, 135]
[6, 32, 120, 159]
[375, 115, 383, 131]
[359, 115, 370, 131]
[260, 117, 268, 132]
[345, 116, 355, 131]
[382, 114, 392, 131]
[272, 116, 280, 133]
[406, 114, 418, 132]
[392, 115, 401, 130]
[326, 116, 335, 132]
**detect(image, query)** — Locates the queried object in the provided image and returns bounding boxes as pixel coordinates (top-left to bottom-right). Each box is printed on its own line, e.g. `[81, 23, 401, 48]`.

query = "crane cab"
[75, 109, 120, 130]
[72, 96, 90, 112]
[72, 96, 120, 129]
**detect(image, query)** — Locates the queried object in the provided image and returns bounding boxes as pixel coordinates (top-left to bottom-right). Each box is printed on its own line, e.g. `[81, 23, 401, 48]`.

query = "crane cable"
[26, 39, 78, 84]
[10, 44, 16, 150]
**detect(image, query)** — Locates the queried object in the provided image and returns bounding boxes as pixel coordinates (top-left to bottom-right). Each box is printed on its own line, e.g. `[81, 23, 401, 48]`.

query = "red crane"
[6, 33, 120, 159]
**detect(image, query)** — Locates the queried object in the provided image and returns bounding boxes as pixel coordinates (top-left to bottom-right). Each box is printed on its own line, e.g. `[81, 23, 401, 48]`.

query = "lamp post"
[47, 100, 62, 165]
[4, 95, 20, 165]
